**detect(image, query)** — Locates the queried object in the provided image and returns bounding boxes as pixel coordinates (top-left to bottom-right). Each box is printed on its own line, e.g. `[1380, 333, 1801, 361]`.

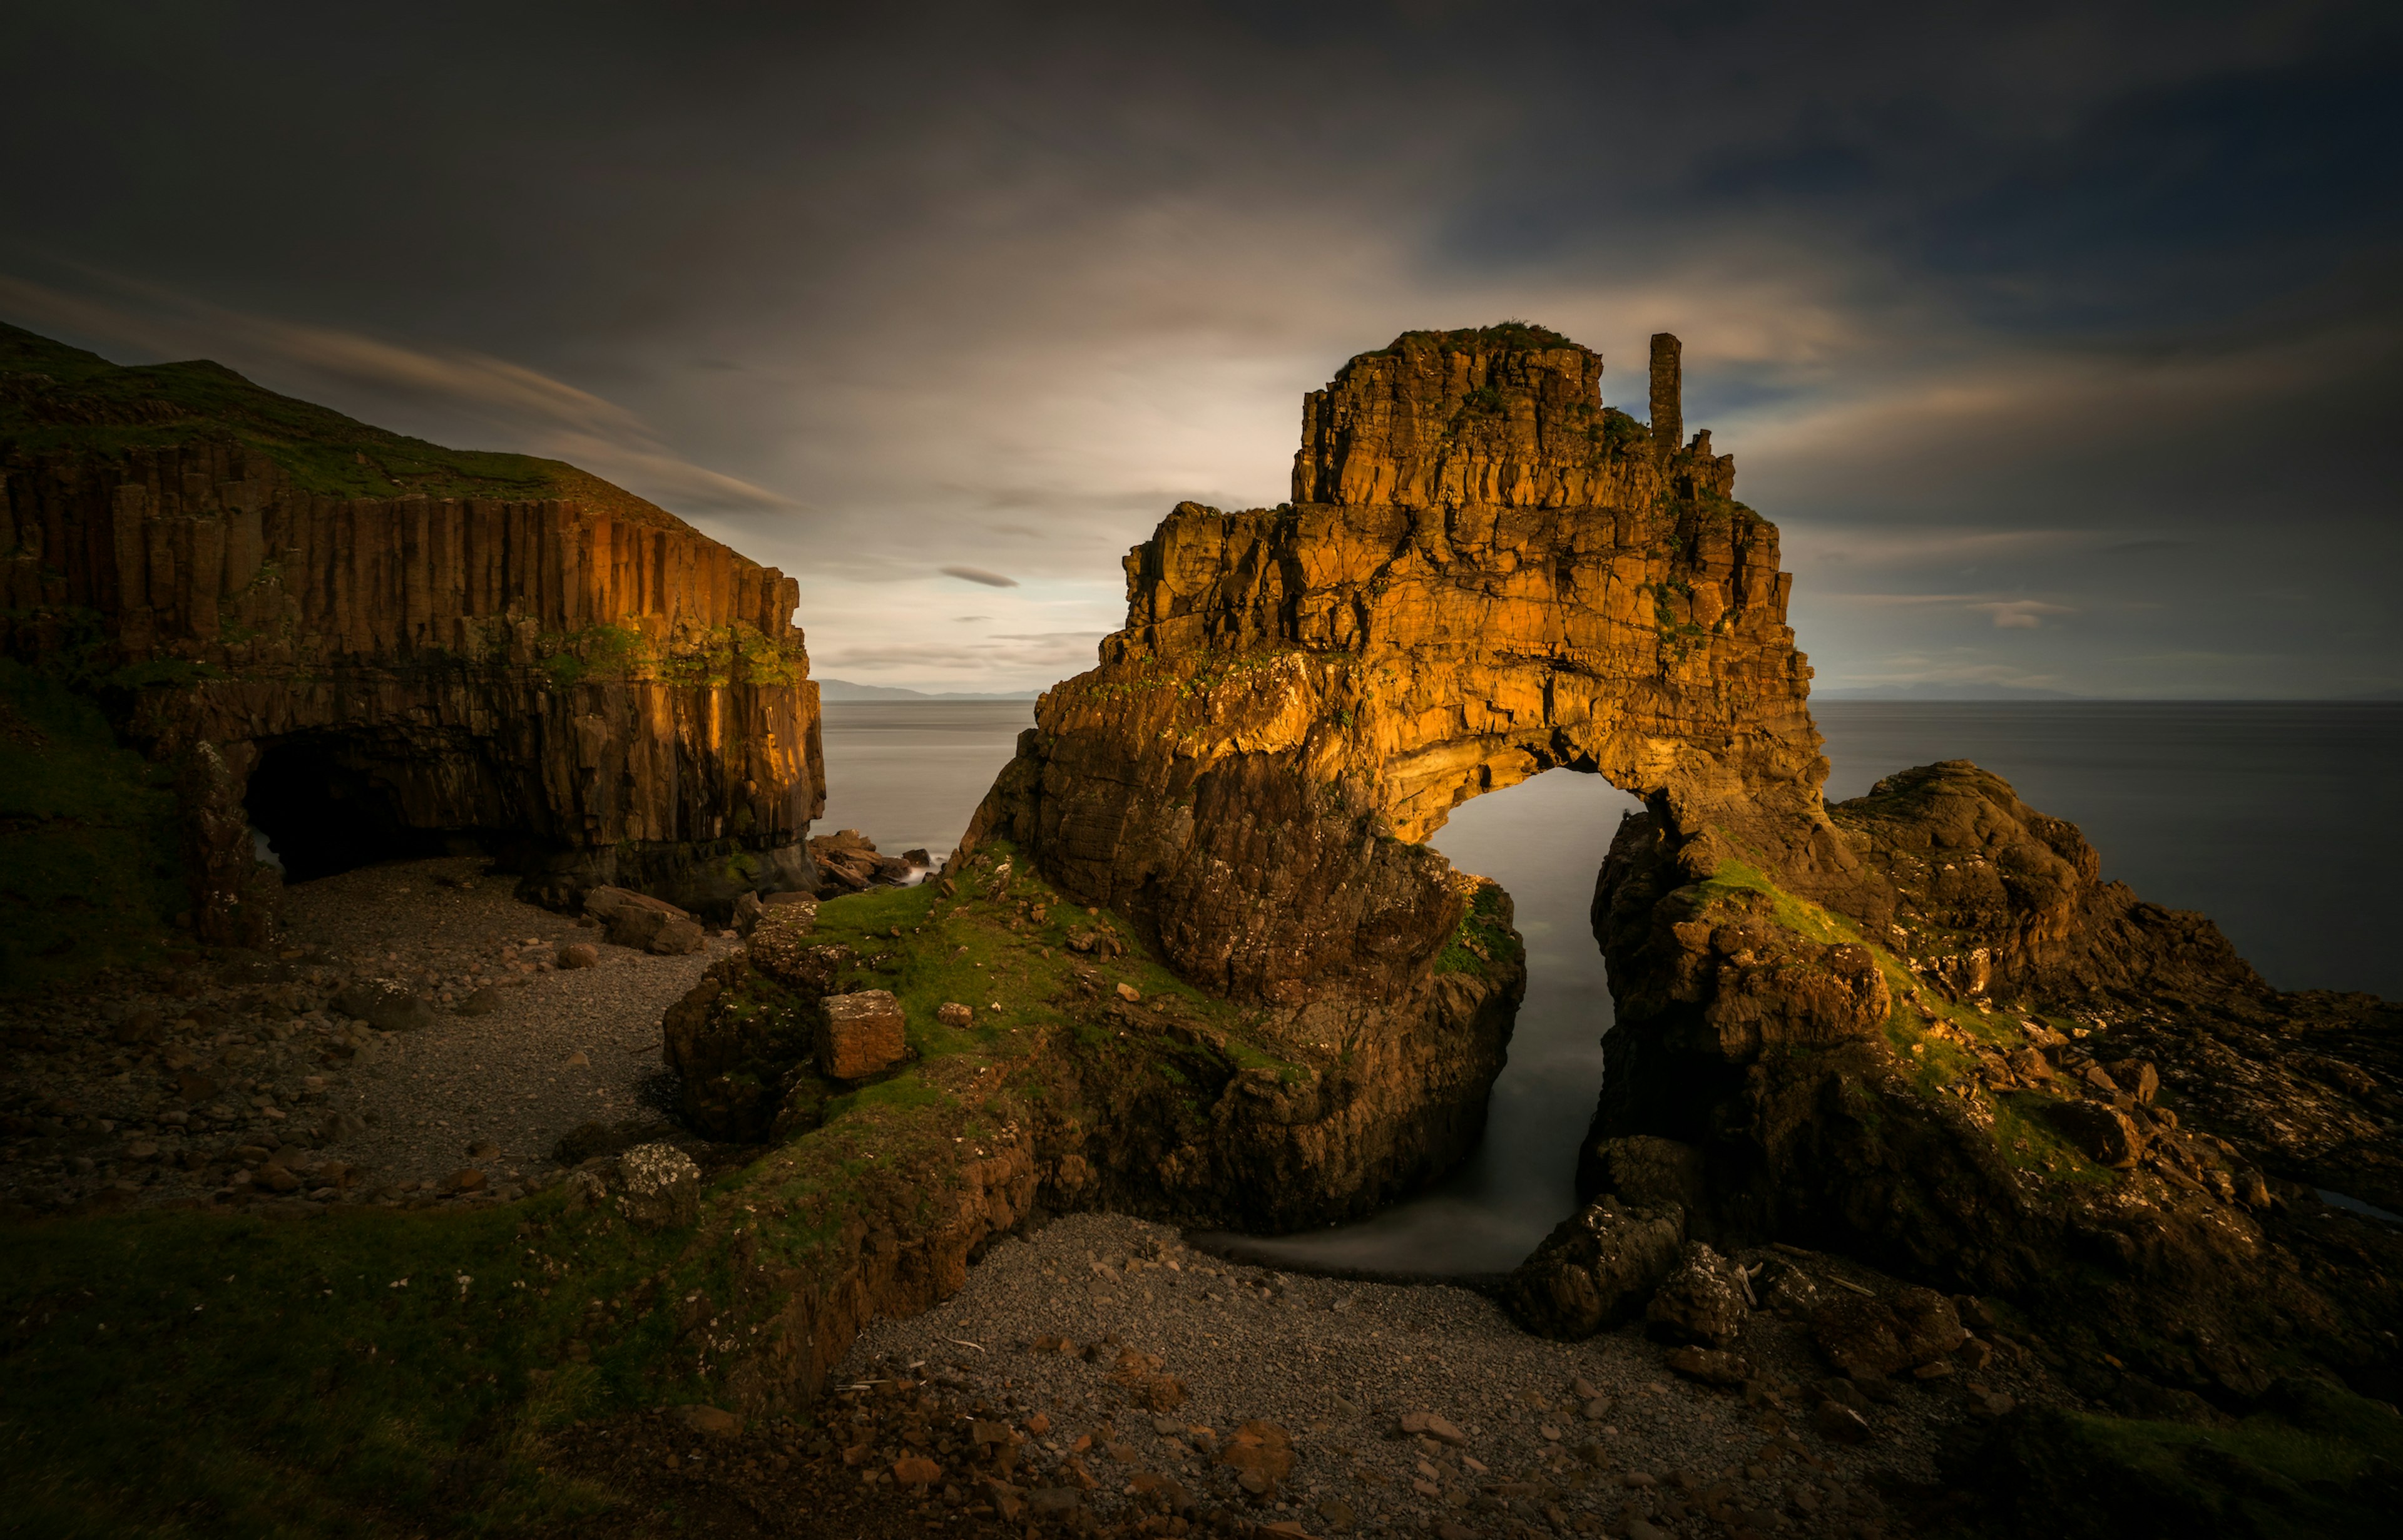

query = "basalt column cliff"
[0, 327, 822, 942]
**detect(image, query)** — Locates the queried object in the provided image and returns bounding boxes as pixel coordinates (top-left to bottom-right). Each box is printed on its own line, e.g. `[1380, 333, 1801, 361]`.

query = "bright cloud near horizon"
[3, 4, 2396, 696]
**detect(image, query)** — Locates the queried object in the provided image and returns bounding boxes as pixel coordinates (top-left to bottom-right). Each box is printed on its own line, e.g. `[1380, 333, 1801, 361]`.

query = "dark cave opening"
[245, 737, 453, 882]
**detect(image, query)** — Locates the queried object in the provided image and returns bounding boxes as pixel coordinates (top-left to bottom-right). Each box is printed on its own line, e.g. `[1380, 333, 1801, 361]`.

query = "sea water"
[820, 700, 2403, 1273]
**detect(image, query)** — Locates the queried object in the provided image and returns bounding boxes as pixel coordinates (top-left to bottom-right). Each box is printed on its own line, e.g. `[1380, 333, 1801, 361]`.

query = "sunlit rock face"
[971, 324, 1839, 1003]
[1, 444, 822, 940]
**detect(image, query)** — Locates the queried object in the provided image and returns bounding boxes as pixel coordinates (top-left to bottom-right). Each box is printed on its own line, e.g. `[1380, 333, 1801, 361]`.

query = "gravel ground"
[838, 1213, 2053, 1538]
[277, 855, 732, 1194]
[0, 854, 728, 1213]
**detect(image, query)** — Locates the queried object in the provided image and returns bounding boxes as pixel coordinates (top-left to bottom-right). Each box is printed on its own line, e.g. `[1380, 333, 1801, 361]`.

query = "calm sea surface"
[820, 699, 2403, 1272]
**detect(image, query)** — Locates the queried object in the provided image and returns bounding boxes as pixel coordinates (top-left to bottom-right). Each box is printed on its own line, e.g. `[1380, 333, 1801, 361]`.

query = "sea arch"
[966, 324, 1856, 1006]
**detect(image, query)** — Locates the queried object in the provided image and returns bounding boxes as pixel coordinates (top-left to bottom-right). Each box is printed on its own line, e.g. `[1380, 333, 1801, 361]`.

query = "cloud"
[3, 6, 2395, 695]
[1969, 600, 2076, 630]
[939, 565, 1020, 588]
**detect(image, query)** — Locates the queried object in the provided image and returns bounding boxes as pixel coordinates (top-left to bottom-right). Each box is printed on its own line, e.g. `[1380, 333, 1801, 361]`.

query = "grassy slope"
[1690, 855, 2112, 1180]
[0, 323, 689, 531]
[0, 844, 1337, 1537]
[0, 658, 187, 993]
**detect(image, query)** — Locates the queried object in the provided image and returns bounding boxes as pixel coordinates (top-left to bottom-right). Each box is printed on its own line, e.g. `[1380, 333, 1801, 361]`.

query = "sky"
[3, 2, 2398, 697]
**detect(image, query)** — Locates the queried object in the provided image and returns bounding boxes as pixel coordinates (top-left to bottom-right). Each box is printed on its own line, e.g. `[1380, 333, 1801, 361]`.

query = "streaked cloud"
[939, 565, 1020, 589]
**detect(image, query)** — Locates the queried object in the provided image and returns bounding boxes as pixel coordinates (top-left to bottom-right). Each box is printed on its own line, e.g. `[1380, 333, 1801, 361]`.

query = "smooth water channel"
[819, 700, 2403, 1275]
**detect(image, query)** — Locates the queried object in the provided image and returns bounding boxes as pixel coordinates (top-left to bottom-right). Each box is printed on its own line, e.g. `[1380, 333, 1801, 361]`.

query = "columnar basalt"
[2, 337, 822, 941]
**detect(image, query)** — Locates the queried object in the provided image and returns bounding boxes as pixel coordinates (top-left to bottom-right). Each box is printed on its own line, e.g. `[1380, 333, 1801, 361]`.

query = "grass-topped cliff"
[0, 322, 691, 532]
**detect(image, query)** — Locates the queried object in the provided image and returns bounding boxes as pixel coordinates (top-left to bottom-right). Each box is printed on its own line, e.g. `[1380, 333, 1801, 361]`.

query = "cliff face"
[973, 325, 1835, 1007]
[1, 350, 822, 942]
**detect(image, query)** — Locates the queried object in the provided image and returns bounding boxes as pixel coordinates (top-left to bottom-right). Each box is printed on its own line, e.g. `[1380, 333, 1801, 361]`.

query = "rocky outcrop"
[946, 320, 2397, 1403]
[1, 435, 822, 940]
[1580, 758, 2403, 1404]
[970, 325, 1835, 1010]
[661, 848, 1524, 1230]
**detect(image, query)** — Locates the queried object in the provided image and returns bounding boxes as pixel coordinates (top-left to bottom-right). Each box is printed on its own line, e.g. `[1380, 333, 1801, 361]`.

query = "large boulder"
[584, 885, 706, 955]
[1811, 1287, 1966, 1379]
[662, 956, 818, 1141]
[1503, 1197, 1685, 1339]
[1645, 1240, 1750, 1349]
[819, 989, 907, 1080]
[660, 899, 856, 1140]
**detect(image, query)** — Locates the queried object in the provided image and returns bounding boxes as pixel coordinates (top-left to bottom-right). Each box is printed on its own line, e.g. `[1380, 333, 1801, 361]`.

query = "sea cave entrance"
[245, 735, 457, 882]
[1211, 767, 1646, 1276]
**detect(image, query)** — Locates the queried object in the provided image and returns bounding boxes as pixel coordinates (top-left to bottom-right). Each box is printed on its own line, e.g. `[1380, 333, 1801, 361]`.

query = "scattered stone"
[1215, 1420, 1293, 1492]
[1812, 1288, 1967, 1379]
[584, 886, 707, 956]
[1399, 1410, 1467, 1446]
[556, 942, 599, 970]
[2047, 1099, 2146, 1168]
[937, 1002, 974, 1028]
[1812, 1400, 1872, 1444]
[1116, 982, 1141, 1003]
[332, 977, 434, 1032]
[675, 1404, 743, 1438]
[2103, 1058, 2160, 1104]
[1663, 1346, 1750, 1386]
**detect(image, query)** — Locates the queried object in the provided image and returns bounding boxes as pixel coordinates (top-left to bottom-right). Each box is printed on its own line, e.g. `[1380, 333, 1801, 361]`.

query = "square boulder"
[818, 989, 907, 1080]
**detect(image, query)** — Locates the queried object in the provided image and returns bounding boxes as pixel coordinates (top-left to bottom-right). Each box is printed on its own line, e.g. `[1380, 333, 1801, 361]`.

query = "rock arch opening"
[1210, 765, 1645, 1271]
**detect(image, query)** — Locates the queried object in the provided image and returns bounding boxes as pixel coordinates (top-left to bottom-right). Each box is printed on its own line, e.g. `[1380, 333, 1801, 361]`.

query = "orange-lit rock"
[969, 323, 1835, 1004]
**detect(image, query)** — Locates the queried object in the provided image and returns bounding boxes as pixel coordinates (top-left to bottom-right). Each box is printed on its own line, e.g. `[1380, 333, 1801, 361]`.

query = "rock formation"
[962, 320, 2400, 1407]
[0, 326, 822, 940]
[969, 322, 1832, 1005]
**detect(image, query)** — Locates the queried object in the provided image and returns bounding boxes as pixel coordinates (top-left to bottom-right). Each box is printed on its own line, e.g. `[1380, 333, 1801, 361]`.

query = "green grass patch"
[0, 1195, 680, 1537]
[1434, 879, 1523, 979]
[1952, 1383, 2403, 1540]
[0, 658, 186, 992]
[1688, 854, 2105, 1179]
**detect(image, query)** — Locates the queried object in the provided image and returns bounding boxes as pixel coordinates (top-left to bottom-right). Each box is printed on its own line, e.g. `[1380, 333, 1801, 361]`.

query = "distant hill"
[0, 321, 691, 531]
[817, 678, 1038, 702]
[1816, 683, 2080, 701]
